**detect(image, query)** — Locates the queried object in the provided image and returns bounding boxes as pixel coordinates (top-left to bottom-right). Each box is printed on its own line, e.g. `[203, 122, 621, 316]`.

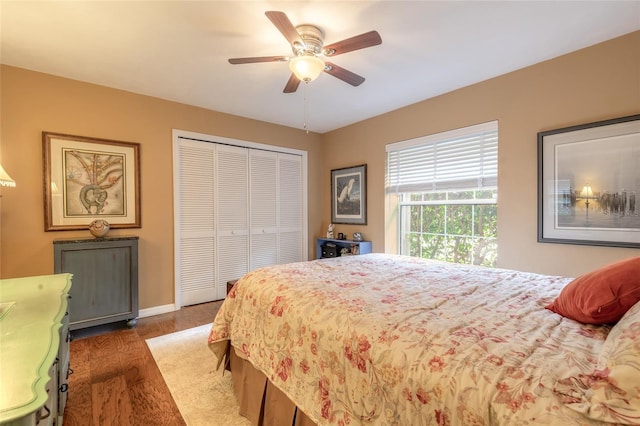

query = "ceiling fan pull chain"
[303, 83, 310, 134]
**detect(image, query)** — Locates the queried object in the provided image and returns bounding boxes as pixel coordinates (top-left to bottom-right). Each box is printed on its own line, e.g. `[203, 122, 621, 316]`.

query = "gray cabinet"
[53, 236, 139, 331]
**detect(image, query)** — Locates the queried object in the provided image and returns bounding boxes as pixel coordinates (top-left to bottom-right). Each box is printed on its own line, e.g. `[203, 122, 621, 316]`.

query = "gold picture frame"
[43, 132, 141, 231]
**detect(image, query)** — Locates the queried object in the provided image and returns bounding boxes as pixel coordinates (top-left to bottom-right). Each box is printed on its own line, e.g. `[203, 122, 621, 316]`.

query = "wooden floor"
[63, 301, 223, 426]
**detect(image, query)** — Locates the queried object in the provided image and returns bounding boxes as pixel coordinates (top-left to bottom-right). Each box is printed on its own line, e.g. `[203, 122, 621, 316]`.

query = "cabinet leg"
[127, 318, 138, 328]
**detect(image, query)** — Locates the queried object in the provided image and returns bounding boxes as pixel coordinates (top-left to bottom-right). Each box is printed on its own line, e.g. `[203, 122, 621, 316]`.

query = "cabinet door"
[60, 245, 134, 328]
[216, 144, 249, 300]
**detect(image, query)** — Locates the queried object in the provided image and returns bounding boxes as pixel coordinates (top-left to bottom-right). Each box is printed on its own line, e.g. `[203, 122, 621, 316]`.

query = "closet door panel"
[279, 231, 302, 265]
[250, 151, 277, 229]
[217, 145, 249, 233]
[180, 238, 215, 305]
[278, 153, 303, 263]
[250, 232, 278, 269]
[217, 234, 249, 297]
[250, 150, 278, 270]
[216, 145, 249, 299]
[178, 142, 216, 305]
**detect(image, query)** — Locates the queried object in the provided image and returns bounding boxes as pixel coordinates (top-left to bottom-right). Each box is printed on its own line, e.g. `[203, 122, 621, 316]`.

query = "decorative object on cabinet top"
[88, 219, 110, 238]
[326, 223, 334, 238]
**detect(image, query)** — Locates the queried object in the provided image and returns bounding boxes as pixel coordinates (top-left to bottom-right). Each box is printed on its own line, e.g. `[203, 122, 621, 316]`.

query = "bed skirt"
[229, 347, 317, 426]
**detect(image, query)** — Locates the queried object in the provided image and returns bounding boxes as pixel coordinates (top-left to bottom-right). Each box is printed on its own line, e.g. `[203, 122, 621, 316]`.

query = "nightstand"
[227, 279, 238, 295]
[316, 237, 372, 259]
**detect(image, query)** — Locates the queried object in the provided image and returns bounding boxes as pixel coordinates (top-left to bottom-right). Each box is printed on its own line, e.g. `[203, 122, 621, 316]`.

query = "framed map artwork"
[43, 132, 141, 231]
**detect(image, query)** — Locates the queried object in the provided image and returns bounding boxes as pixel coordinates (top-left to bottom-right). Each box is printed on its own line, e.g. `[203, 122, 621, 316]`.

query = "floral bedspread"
[208, 254, 614, 425]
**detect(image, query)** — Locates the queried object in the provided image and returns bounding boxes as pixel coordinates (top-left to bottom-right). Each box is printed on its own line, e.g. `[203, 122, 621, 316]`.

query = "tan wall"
[322, 31, 640, 277]
[1, 31, 639, 310]
[0, 65, 324, 309]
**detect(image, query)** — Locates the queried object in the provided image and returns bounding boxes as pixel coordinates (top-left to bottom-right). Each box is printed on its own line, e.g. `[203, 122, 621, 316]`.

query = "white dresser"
[0, 274, 72, 425]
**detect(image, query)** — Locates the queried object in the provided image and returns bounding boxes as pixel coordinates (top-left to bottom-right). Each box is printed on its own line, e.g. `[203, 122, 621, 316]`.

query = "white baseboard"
[138, 304, 178, 319]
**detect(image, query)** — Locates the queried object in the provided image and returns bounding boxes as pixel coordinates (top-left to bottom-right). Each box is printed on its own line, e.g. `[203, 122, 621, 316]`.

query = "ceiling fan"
[228, 11, 382, 93]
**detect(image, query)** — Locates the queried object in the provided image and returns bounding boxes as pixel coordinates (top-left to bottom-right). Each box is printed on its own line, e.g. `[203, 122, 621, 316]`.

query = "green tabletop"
[0, 274, 72, 423]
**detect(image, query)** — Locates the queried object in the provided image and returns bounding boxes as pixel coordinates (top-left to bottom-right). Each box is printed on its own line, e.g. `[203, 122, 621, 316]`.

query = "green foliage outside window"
[400, 190, 497, 267]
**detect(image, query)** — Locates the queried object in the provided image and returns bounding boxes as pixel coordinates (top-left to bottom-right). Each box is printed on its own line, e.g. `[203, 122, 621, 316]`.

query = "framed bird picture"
[331, 164, 367, 224]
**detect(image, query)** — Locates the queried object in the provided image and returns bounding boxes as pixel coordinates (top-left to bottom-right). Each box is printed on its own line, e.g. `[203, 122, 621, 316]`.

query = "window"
[386, 121, 498, 266]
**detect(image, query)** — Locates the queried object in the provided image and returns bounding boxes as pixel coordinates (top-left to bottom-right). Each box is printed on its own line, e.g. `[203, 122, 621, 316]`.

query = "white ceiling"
[1, 1, 639, 134]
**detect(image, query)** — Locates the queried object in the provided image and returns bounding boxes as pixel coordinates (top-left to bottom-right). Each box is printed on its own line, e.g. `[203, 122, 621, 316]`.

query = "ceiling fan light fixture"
[289, 55, 325, 82]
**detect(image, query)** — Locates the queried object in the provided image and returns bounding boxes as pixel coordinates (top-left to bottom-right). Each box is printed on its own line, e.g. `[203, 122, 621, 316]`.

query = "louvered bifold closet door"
[250, 150, 278, 270]
[278, 153, 303, 264]
[178, 140, 216, 306]
[216, 144, 249, 300]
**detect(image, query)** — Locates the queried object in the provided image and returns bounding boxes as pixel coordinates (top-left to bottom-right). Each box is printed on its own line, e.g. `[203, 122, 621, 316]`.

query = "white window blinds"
[386, 121, 498, 193]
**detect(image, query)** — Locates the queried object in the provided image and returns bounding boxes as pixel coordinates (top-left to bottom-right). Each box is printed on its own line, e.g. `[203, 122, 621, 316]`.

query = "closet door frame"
[172, 129, 308, 309]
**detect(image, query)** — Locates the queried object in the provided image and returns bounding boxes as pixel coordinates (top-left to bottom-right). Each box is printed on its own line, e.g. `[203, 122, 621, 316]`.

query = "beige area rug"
[146, 324, 251, 426]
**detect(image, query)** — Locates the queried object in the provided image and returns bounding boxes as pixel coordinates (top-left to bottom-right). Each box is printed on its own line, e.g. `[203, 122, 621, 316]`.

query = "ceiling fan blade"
[324, 62, 365, 86]
[323, 31, 382, 56]
[283, 74, 301, 93]
[228, 56, 288, 64]
[265, 11, 304, 47]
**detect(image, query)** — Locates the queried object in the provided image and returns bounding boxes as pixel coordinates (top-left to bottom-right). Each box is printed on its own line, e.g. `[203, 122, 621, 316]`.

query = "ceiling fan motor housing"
[293, 25, 324, 55]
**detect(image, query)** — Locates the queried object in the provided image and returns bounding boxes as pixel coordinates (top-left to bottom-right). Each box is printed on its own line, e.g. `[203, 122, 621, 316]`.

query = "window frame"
[385, 121, 498, 265]
[397, 189, 497, 265]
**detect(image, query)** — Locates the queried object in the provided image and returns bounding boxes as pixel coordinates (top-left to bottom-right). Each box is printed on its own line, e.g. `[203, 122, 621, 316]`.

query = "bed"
[208, 253, 640, 425]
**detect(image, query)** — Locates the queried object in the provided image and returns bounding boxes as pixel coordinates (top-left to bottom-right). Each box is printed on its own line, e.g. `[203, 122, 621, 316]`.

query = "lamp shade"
[0, 164, 16, 187]
[289, 55, 325, 82]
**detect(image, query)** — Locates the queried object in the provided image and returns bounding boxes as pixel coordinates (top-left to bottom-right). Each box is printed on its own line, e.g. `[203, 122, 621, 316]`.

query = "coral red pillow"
[546, 256, 640, 324]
